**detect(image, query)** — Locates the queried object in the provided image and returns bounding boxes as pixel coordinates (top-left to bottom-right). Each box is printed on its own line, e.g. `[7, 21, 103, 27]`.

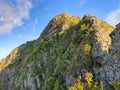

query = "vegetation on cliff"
[0, 12, 117, 90]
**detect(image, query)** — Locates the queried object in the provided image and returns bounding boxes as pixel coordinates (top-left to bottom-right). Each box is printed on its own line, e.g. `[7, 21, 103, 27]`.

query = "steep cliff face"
[94, 23, 120, 84]
[89, 23, 120, 90]
[0, 12, 118, 90]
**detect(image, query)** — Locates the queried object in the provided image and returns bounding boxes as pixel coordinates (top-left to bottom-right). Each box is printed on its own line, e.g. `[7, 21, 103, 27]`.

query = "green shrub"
[53, 79, 61, 90]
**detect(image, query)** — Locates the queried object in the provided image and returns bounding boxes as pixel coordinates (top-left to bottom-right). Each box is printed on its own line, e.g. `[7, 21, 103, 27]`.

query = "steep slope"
[94, 23, 120, 89]
[0, 12, 115, 90]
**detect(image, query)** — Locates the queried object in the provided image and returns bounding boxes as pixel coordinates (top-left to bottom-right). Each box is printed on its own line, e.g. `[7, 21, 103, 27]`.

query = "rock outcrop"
[1, 12, 120, 90]
[94, 23, 120, 85]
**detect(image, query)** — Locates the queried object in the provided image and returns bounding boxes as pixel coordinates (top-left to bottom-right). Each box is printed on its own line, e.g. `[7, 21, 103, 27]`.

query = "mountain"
[0, 12, 120, 90]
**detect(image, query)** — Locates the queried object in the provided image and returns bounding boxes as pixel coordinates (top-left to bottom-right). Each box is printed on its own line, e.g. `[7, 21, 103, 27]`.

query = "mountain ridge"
[0, 12, 119, 90]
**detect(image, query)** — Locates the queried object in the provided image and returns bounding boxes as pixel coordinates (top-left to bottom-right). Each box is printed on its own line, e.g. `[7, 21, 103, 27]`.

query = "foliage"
[69, 76, 84, 90]
[69, 72, 103, 90]
[53, 79, 61, 90]
[79, 24, 88, 38]
[112, 78, 120, 90]
[92, 82, 103, 90]
[84, 44, 91, 55]
[74, 24, 88, 44]
[85, 72, 93, 87]
[94, 61, 102, 68]
[4, 47, 19, 69]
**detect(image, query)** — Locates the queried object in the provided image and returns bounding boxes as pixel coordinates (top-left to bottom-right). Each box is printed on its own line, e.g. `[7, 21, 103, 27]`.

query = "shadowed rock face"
[0, 12, 119, 90]
[105, 23, 120, 82]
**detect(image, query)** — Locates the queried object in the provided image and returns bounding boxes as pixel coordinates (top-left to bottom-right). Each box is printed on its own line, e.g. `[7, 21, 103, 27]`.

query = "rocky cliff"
[0, 12, 120, 90]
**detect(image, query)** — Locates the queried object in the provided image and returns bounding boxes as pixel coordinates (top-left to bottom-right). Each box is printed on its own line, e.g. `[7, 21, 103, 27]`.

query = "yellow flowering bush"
[84, 44, 91, 55]
[69, 76, 84, 90]
[69, 72, 103, 90]
[85, 72, 93, 87]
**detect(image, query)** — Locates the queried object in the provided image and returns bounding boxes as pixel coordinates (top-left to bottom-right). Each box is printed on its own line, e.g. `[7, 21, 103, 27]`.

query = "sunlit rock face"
[92, 23, 120, 87]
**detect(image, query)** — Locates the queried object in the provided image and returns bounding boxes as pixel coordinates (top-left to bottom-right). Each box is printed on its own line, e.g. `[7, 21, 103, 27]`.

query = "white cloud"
[105, 8, 120, 26]
[0, 0, 32, 34]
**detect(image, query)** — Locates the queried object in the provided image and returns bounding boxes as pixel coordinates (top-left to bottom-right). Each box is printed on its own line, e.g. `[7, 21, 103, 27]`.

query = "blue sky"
[0, 0, 120, 59]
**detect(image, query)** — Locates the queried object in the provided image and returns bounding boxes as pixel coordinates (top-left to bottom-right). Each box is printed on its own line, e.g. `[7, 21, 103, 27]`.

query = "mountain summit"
[1, 12, 120, 90]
